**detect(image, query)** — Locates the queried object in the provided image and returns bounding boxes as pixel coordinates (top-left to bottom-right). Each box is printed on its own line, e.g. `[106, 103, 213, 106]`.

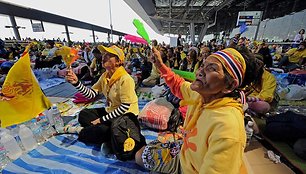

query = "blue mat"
[2, 130, 158, 174]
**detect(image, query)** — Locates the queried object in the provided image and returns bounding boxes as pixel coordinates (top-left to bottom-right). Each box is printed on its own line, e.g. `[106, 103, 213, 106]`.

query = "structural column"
[198, 22, 209, 43]
[189, 22, 195, 44]
[9, 15, 21, 40]
[65, 25, 71, 43]
[92, 30, 96, 43]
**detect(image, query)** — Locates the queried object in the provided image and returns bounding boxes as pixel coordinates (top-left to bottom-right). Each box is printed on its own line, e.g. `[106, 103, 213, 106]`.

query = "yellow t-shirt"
[286, 48, 306, 63]
[179, 82, 247, 174]
[249, 70, 276, 103]
[181, 51, 186, 60]
[92, 73, 139, 115]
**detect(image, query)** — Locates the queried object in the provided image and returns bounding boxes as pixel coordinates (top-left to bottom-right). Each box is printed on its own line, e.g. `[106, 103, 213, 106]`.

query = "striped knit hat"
[210, 48, 246, 104]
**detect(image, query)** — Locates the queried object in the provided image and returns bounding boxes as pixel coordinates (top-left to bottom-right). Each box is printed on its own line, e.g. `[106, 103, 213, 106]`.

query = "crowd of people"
[0, 29, 305, 173]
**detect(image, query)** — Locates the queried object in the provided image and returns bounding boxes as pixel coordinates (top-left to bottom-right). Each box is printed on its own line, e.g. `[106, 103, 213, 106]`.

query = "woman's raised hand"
[65, 69, 79, 85]
[150, 46, 163, 68]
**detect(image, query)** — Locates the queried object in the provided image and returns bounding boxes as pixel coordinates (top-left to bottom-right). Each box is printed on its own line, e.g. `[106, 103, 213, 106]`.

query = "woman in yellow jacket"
[245, 67, 277, 114]
[135, 46, 262, 173]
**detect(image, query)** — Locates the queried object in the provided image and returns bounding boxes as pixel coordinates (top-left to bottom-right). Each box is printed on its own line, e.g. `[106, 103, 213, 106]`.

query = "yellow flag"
[0, 53, 52, 127]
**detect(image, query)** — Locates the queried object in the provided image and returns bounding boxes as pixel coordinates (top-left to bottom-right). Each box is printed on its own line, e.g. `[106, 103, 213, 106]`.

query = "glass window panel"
[68, 26, 92, 42]
[288, 11, 305, 40]
[257, 19, 268, 41]
[302, 10, 306, 29]
[93, 31, 108, 43]
[0, 14, 16, 39]
[15, 17, 66, 41]
[41, 22, 66, 41]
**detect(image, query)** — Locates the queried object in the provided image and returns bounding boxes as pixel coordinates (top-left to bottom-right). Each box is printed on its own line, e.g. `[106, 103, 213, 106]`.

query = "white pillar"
[189, 22, 195, 44]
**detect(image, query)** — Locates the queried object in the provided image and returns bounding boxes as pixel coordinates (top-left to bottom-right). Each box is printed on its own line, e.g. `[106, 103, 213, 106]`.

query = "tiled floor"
[244, 140, 295, 174]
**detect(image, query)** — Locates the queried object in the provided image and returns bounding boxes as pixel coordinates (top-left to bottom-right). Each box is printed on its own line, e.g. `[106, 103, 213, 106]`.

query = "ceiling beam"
[150, 15, 205, 23]
[172, 0, 192, 19]
[191, 0, 212, 19]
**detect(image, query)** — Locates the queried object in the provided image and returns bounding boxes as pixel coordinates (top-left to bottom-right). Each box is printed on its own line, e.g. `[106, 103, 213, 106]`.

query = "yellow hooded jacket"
[159, 64, 247, 174]
[249, 69, 276, 103]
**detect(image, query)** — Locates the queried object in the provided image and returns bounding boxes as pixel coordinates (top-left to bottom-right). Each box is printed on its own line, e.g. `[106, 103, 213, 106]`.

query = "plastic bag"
[278, 84, 306, 100]
[151, 85, 166, 98]
[138, 98, 174, 130]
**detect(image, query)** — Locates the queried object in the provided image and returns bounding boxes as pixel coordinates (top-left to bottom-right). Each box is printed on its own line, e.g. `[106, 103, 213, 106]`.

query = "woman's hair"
[189, 50, 197, 61]
[189, 50, 197, 72]
[46, 40, 55, 47]
[299, 29, 305, 34]
[237, 46, 264, 89]
[92, 47, 101, 54]
[160, 47, 168, 63]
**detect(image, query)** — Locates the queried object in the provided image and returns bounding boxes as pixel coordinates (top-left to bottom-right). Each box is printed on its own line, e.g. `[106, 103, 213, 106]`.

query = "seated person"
[135, 46, 263, 173]
[245, 58, 277, 115]
[278, 41, 306, 71]
[186, 49, 197, 72]
[142, 47, 169, 86]
[193, 47, 211, 73]
[0, 39, 7, 59]
[64, 45, 140, 146]
[35, 40, 62, 69]
[90, 47, 105, 84]
[135, 47, 152, 81]
[0, 61, 14, 86]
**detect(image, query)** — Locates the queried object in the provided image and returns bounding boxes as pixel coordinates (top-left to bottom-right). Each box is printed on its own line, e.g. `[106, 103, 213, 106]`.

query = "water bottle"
[132, 67, 138, 85]
[8, 125, 23, 151]
[52, 104, 64, 132]
[245, 121, 254, 146]
[0, 129, 11, 170]
[18, 125, 37, 151]
[30, 119, 45, 145]
[39, 116, 56, 139]
[45, 109, 55, 127]
[0, 131, 22, 160]
[0, 142, 10, 170]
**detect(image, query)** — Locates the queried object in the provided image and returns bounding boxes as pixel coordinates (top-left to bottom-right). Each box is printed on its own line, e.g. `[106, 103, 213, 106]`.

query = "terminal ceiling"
[125, 0, 306, 36]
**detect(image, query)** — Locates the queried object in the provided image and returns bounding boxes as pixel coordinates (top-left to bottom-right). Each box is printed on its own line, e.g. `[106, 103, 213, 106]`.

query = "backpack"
[110, 113, 146, 161]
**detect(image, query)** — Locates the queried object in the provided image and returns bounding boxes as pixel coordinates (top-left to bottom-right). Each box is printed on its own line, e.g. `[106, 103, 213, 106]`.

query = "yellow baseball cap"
[97, 45, 125, 62]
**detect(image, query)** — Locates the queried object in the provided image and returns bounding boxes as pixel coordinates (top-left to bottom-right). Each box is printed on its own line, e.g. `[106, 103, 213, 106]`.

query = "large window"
[67, 27, 92, 42]
[207, 9, 306, 42]
[0, 14, 15, 39]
